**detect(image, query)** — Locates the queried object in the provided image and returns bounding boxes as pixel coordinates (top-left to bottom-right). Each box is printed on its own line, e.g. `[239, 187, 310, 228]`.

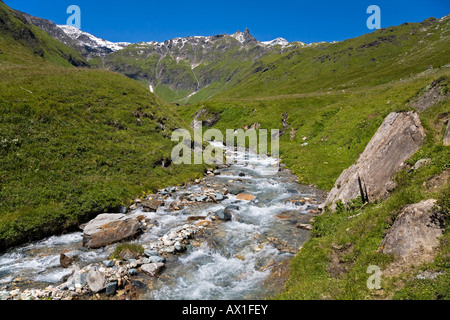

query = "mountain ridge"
[19, 10, 308, 59]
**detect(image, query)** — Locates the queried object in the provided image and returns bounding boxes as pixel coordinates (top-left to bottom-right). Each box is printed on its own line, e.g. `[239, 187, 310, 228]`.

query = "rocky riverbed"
[0, 145, 325, 300]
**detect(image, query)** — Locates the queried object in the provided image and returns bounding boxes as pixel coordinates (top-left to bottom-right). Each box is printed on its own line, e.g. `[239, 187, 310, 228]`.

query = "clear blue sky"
[4, 0, 450, 43]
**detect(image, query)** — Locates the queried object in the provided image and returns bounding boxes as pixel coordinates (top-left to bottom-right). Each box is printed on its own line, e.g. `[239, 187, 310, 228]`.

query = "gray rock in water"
[127, 259, 138, 268]
[224, 205, 240, 214]
[174, 241, 185, 252]
[322, 112, 426, 211]
[141, 263, 165, 277]
[102, 260, 114, 268]
[196, 196, 208, 202]
[381, 199, 443, 264]
[87, 269, 107, 293]
[159, 246, 176, 254]
[128, 268, 138, 276]
[59, 253, 72, 268]
[147, 255, 165, 263]
[215, 206, 238, 221]
[214, 192, 224, 201]
[144, 249, 159, 257]
[105, 281, 117, 296]
[82, 214, 141, 248]
[228, 187, 245, 195]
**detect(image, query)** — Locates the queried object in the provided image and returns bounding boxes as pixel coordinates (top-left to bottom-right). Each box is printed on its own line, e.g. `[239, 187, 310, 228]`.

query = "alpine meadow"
[0, 0, 449, 303]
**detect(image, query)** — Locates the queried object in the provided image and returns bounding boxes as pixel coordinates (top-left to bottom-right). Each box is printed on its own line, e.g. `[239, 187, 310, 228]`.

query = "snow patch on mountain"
[57, 25, 131, 53]
[261, 38, 289, 46]
[232, 31, 247, 44]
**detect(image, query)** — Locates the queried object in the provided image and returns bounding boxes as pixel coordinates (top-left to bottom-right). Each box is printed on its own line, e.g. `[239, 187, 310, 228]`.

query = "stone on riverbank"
[86, 269, 107, 293]
[82, 214, 141, 248]
[142, 199, 165, 212]
[102, 260, 114, 268]
[144, 249, 159, 257]
[141, 263, 165, 277]
[105, 281, 117, 296]
[296, 223, 313, 231]
[147, 255, 166, 263]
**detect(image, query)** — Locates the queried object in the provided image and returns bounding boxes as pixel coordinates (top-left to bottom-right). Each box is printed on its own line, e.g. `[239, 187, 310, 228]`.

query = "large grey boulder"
[82, 214, 141, 248]
[381, 199, 443, 263]
[322, 112, 426, 211]
[87, 269, 107, 293]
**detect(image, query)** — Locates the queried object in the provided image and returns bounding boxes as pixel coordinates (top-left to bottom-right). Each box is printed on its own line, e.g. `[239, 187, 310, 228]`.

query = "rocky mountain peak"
[231, 28, 257, 44]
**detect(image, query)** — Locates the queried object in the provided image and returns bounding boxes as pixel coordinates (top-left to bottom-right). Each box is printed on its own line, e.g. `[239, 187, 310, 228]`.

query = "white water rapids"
[0, 143, 324, 299]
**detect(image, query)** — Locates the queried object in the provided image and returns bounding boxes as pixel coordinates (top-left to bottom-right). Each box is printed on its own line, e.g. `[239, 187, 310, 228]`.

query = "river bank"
[0, 144, 325, 300]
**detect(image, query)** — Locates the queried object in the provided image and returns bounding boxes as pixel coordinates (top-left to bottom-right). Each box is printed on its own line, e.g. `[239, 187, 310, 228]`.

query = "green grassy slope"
[1, 1, 448, 298]
[274, 89, 449, 299]
[214, 16, 450, 100]
[176, 68, 449, 189]
[0, 1, 87, 68]
[84, 13, 450, 300]
[0, 4, 206, 251]
[174, 57, 450, 300]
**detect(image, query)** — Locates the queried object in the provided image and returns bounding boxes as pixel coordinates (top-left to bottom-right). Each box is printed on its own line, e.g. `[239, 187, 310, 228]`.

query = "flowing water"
[0, 144, 325, 299]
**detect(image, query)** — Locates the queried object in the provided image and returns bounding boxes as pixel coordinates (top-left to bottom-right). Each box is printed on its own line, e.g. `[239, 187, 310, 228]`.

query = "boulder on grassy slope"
[322, 112, 426, 211]
[82, 214, 141, 248]
[381, 199, 444, 264]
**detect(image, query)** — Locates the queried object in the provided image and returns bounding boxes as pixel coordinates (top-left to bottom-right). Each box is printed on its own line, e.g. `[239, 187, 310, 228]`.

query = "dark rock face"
[322, 112, 426, 211]
[19, 11, 73, 45]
